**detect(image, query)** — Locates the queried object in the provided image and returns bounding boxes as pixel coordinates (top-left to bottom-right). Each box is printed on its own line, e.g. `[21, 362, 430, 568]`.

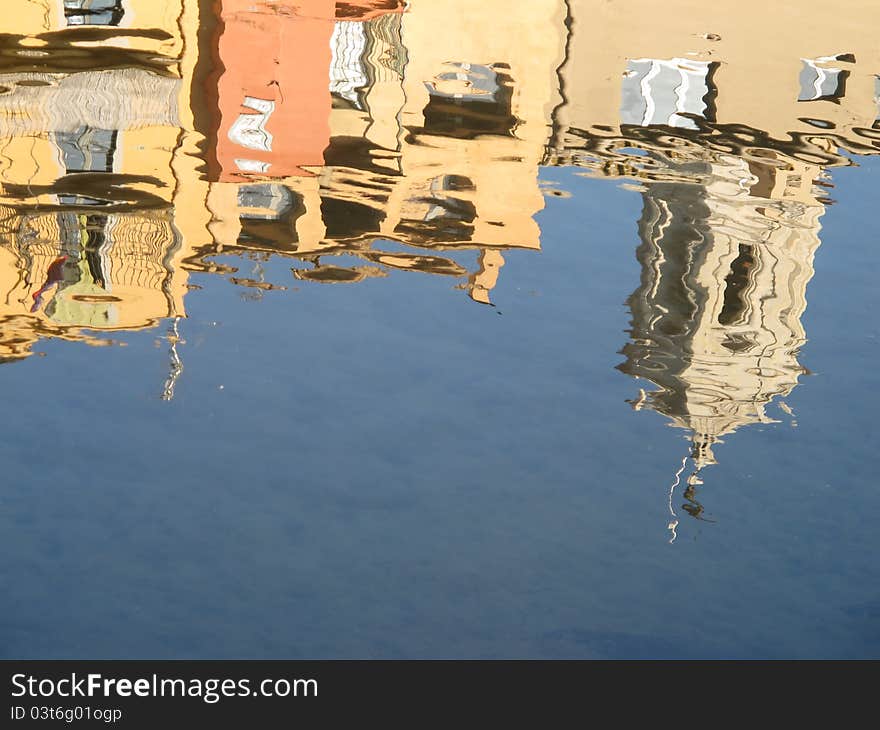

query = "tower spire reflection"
[616, 150, 823, 523]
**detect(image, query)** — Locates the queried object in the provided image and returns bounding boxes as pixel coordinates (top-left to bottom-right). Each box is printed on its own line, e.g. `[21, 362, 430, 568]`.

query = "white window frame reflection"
[329, 21, 369, 108]
[228, 96, 275, 153]
[621, 58, 713, 130]
[798, 55, 851, 102]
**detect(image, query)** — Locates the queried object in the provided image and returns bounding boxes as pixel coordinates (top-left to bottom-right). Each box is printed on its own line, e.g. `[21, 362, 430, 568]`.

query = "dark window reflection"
[56, 127, 118, 174]
[718, 244, 756, 326]
[320, 197, 385, 239]
[393, 174, 476, 243]
[422, 63, 517, 138]
[53, 127, 118, 207]
[64, 0, 125, 27]
[82, 214, 109, 289]
[236, 184, 306, 250]
[874, 76, 880, 128]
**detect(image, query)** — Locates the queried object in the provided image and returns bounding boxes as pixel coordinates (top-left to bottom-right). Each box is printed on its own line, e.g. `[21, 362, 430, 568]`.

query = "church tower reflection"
[617, 151, 824, 526]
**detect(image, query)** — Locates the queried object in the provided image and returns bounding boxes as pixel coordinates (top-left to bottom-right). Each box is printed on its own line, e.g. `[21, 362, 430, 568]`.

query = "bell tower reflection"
[617, 151, 824, 530]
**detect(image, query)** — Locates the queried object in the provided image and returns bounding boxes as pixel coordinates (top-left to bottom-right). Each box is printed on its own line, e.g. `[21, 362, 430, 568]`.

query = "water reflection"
[547, 3, 878, 523]
[615, 154, 821, 535]
[0, 0, 878, 528]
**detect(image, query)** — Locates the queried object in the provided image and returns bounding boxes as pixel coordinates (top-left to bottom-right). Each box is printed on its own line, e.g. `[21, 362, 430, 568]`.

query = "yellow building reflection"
[186, 0, 565, 305]
[0, 0, 189, 361]
[0, 0, 570, 367]
[0, 0, 877, 485]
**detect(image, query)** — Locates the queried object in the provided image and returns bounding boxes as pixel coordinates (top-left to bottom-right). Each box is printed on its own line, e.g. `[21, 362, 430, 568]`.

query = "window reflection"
[798, 55, 853, 102]
[63, 0, 125, 27]
[422, 63, 517, 138]
[621, 58, 717, 130]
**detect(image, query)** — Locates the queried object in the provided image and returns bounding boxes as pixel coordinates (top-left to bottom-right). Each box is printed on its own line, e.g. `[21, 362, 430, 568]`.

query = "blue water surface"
[1, 160, 877, 659]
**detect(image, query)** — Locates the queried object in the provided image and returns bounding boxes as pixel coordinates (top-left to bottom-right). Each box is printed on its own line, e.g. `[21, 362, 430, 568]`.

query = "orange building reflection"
[184, 0, 562, 306]
[209, 1, 407, 181]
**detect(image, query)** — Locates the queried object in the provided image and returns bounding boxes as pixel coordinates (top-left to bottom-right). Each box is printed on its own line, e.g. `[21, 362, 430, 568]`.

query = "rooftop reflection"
[0, 0, 878, 526]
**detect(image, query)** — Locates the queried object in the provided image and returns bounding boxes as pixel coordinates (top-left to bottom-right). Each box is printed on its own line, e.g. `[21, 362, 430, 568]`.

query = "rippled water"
[0, 1, 878, 658]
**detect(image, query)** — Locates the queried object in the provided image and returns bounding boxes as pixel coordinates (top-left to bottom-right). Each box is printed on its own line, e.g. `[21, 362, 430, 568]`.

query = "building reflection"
[0, 0, 188, 362]
[548, 0, 880, 527]
[0, 0, 567, 364]
[0, 1, 878, 514]
[189, 0, 561, 306]
[614, 153, 823, 529]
